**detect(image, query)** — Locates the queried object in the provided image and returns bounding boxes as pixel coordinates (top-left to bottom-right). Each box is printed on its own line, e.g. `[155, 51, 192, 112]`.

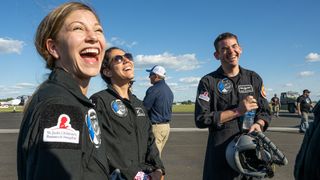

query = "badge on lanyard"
[111, 99, 128, 117]
[86, 109, 101, 148]
[217, 78, 233, 94]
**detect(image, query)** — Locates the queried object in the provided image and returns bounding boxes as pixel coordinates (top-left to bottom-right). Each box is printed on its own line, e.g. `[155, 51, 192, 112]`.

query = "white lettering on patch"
[43, 114, 79, 144]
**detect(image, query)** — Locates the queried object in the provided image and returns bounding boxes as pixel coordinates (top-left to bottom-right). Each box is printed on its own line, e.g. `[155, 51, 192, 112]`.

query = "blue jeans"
[300, 111, 309, 132]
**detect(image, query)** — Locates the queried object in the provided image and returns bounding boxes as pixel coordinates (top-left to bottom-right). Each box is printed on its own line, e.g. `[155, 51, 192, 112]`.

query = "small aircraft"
[0, 95, 29, 107]
[0, 98, 21, 106]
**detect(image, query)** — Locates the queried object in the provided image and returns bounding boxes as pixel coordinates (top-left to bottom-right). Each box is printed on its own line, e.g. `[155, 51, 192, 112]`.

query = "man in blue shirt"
[143, 65, 174, 157]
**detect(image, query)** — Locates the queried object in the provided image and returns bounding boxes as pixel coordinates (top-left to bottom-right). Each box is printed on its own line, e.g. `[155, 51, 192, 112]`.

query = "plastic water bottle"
[241, 109, 256, 131]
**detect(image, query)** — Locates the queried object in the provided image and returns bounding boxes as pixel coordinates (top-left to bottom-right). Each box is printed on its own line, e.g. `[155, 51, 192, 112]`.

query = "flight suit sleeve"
[254, 74, 271, 131]
[194, 77, 222, 129]
[23, 102, 90, 179]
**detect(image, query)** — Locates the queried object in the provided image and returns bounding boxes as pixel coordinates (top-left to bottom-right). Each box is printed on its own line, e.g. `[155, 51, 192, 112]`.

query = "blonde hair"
[34, 2, 100, 70]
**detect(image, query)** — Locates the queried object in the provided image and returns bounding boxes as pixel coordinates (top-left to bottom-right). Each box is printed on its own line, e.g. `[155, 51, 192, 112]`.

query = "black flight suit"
[90, 85, 164, 180]
[294, 100, 320, 180]
[194, 66, 271, 180]
[17, 68, 109, 180]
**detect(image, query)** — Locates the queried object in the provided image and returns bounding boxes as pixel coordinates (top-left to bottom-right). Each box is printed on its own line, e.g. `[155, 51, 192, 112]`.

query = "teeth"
[80, 48, 99, 55]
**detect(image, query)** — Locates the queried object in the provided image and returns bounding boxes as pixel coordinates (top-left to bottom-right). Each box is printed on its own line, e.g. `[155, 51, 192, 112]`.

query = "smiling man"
[194, 32, 271, 180]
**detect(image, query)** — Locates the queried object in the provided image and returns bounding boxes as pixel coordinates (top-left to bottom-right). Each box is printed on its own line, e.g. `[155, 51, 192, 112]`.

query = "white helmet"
[226, 132, 288, 178]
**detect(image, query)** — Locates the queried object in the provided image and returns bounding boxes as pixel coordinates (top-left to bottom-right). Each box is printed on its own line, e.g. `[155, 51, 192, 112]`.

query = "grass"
[172, 104, 195, 113]
[0, 106, 24, 113]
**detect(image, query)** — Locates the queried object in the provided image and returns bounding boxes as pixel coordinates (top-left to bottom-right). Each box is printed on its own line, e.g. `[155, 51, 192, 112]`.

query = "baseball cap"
[303, 89, 311, 93]
[146, 65, 166, 77]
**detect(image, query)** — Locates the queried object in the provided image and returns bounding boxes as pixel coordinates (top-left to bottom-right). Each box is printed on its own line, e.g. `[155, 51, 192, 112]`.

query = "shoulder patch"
[43, 114, 80, 144]
[261, 84, 267, 99]
[40, 104, 83, 149]
[198, 91, 210, 102]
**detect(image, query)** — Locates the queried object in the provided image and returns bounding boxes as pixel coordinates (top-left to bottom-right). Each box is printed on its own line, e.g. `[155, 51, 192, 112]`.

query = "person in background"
[17, 2, 109, 180]
[297, 89, 313, 133]
[143, 65, 174, 157]
[90, 47, 164, 180]
[194, 32, 271, 180]
[271, 93, 280, 117]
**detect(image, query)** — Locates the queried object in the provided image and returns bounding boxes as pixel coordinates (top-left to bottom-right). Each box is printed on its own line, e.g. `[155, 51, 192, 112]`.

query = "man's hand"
[238, 96, 259, 115]
[248, 119, 265, 133]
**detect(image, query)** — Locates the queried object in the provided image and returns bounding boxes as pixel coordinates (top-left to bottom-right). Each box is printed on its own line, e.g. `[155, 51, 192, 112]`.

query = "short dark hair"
[100, 47, 124, 84]
[214, 32, 239, 51]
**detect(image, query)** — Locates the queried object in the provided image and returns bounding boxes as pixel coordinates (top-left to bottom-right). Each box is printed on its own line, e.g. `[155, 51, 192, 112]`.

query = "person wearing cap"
[297, 89, 314, 133]
[143, 65, 174, 157]
[90, 47, 164, 180]
[194, 32, 271, 179]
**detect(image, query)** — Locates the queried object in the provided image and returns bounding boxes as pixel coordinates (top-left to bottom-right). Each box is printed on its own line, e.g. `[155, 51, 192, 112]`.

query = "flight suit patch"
[217, 78, 233, 94]
[40, 104, 83, 149]
[199, 91, 210, 102]
[135, 107, 146, 116]
[86, 109, 101, 148]
[43, 114, 80, 144]
[111, 99, 128, 117]
[238, 85, 253, 94]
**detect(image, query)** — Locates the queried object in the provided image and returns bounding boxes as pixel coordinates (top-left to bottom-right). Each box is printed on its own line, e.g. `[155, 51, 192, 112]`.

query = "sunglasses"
[111, 53, 133, 64]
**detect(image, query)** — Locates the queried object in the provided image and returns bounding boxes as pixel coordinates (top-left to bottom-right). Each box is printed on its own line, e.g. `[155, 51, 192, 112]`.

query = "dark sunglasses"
[111, 53, 133, 64]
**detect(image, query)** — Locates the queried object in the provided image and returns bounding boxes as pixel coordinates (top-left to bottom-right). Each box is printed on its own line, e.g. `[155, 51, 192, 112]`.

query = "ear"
[46, 38, 59, 59]
[213, 51, 220, 60]
[103, 68, 112, 78]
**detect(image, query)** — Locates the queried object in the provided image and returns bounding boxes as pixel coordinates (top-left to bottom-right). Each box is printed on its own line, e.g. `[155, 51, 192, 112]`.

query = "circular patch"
[86, 109, 101, 148]
[217, 78, 233, 94]
[111, 99, 128, 117]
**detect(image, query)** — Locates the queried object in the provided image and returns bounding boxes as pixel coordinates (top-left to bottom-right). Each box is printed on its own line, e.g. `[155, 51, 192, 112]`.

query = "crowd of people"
[16, 2, 318, 180]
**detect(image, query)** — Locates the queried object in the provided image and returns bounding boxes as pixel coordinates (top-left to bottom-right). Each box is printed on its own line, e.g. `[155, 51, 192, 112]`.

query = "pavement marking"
[0, 129, 19, 133]
[0, 127, 300, 134]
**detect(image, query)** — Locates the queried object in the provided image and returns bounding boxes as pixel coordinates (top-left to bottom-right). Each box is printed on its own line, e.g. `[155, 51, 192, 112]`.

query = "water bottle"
[241, 109, 256, 131]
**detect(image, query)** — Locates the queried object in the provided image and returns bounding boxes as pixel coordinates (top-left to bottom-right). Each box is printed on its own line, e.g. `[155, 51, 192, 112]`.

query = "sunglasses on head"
[111, 53, 133, 64]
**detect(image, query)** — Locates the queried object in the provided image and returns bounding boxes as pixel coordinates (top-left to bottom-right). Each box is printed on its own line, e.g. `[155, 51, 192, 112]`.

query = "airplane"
[0, 95, 29, 107]
[0, 99, 21, 106]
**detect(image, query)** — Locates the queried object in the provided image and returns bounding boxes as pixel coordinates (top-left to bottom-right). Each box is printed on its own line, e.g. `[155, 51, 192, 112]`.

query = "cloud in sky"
[298, 71, 315, 77]
[305, 52, 320, 62]
[134, 52, 201, 71]
[0, 38, 24, 54]
[109, 37, 137, 48]
[179, 76, 201, 84]
[284, 83, 293, 87]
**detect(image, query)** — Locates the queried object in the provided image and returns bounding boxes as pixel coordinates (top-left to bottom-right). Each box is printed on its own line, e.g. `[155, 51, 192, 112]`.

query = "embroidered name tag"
[238, 85, 253, 93]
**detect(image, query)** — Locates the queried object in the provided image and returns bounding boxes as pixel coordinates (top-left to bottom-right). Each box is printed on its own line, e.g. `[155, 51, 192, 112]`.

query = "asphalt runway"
[0, 112, 307, 180]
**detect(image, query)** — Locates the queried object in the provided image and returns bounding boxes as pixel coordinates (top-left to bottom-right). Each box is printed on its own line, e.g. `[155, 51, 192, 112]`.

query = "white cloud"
[179, 77, 201, 84]
[284, 83, 293, 87]
[298, 71, 315, 77]
[0, 38, 24, 54]
[109, 37, 137, 48]
[134, 52, 201, 71]
[305, 52, 320, 62]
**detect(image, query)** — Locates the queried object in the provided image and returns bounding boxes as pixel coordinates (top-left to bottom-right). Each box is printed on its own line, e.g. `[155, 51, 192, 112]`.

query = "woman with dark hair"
[90, 47, 164, 180]
[17, 2, 109, 179]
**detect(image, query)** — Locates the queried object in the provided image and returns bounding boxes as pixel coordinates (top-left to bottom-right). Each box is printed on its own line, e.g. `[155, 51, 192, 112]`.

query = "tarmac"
[0, 111, 309, 180]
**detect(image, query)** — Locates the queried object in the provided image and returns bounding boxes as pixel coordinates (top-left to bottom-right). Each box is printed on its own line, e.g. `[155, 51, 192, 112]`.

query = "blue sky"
[0, 0, 319, 102]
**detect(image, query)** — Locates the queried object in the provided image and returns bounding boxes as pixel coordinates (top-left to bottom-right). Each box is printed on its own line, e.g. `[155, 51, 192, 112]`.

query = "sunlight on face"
[55, 9, 106, 81]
